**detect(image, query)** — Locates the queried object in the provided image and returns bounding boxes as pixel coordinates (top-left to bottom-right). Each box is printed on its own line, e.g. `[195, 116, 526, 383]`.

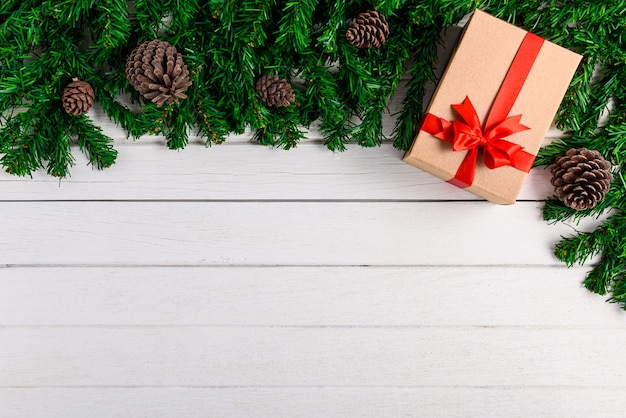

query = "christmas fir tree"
[1, 0, 626, 309]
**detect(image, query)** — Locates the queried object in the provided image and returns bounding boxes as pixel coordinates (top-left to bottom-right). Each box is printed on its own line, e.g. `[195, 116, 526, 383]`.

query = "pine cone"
[255, 75, 295, 107]
[126, 39, 192, 107]
[346, 10, 390, 49]
[62, 78, 95, 115]
[550, 148, 613, 210]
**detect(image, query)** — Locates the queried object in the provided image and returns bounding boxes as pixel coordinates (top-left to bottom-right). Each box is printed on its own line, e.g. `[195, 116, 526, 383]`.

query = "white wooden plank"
[0, 201, 600, 266]
[2, 387, 626, 418]
[1, 266, 622, 327]
[0, 142, 557, 201]
[1, 327, 624, 387]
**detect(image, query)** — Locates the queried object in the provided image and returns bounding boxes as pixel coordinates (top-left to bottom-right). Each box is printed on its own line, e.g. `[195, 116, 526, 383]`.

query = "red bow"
[420, 31, 544, 189]
[422, 96, 535, 188]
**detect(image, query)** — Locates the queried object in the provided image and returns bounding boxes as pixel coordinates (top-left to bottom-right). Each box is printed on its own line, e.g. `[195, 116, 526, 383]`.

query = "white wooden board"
[0, 143, 557, 202]
[4, 387, 626, 418]
[0, 201, 602, 266]
[2, 326, 625, 388]
[1, 266, 622, 327]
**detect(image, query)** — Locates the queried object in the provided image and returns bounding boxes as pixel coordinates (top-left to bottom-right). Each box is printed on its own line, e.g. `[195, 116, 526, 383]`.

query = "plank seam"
[0, 264, 589, 269]
[1, 384, 625, 389]
[1, 325, 619, 330]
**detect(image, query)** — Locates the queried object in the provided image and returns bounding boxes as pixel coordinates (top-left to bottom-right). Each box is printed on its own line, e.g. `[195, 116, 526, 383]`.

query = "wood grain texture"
[3, 387, 626, 418]
[0, 143, 556, 202]
[2, 327, 624, 387]
[0, 201, 602, 266]
[1, 266, 622, 327]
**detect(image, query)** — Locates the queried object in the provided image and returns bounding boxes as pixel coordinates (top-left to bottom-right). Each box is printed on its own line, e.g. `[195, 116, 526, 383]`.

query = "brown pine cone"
[550, 148, 613, 210]
[255, 75, 295, 107]
[346, 10, 390, 49]
[126, 39, 192, 107]
[62, 78, 95, 115]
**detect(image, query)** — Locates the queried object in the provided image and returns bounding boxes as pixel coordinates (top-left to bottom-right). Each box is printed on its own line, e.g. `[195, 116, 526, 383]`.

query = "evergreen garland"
[1, 1, 625, 309]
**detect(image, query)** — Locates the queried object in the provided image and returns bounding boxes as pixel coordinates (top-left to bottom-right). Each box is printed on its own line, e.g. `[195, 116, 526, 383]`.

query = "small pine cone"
[346, 10, 390, 49]
[125, 39, 192, 107]
[550, 148, 613, 210]
[62, 78, 95, 115]
[255, 75, 295, 107]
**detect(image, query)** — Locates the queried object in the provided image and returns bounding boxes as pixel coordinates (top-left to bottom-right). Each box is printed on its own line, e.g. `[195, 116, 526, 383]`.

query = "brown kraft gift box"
[402, 10, 582, 204]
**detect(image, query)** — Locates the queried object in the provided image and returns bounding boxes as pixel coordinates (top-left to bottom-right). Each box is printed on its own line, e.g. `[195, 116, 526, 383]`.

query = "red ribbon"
[421, 32, 544, 188]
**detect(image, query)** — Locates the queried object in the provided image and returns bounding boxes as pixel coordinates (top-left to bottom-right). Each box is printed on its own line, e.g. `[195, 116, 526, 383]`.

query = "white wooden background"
[2, 26, 626, 418]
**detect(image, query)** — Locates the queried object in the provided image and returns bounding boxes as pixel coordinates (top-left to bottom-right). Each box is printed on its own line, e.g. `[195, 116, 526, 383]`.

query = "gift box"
[402, 10, 582, 204]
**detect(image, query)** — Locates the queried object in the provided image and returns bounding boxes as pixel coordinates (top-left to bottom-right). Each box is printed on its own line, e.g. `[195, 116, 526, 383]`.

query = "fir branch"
[167, 0, 200, 35]
[132, 0, 169, 39]
[553, 212, 626, 310]
[44, 113, 75, 178]
[276, 0, 318, 53]
[88, 0, 131, 66]
[392, 25, 439, 150]
[42, 0, 96, 27]
[195, 97, 231, 145]
[303, 64, 352, 151]
[352, 104, 385, 147]
[97, 87, 145, 140]
[314, 0, 345, 54]
[0, 110, 44, 176]
[376, 0, 406, 17]
[248, 0, 276, 49]
[72, 115, 117, 169]
[583, 255, 620, 299]
[165, 107, 191, 150]
[338, 35, 399, 148]
[0, 1, 22, 15]
[254, 122, 307, 149]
